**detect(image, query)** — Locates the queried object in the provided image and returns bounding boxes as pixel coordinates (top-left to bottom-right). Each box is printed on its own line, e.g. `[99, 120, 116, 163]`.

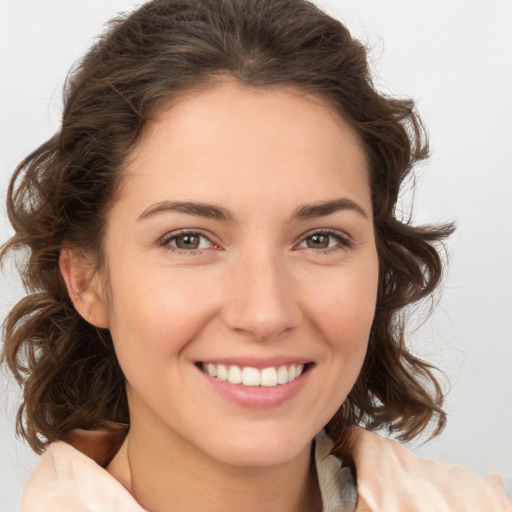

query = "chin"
[198, 425, 316, 468]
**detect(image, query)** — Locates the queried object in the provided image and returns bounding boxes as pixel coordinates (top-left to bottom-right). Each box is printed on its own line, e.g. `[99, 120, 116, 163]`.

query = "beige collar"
[20, 428, 510, 512]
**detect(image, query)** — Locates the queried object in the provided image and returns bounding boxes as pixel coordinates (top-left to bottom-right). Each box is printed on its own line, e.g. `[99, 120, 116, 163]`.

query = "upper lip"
[197, 357, 313, 369]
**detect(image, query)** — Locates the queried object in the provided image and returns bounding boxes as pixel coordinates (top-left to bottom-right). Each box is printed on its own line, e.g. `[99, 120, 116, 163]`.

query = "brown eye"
[297, 230, 351, 252]
[175, 234, 201, 249]
[306, 234, 330, 249]
[162, 231, 214, 251]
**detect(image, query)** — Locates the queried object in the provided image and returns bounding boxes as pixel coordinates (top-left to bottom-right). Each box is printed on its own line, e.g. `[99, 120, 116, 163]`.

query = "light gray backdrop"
[1, 0, 511, 510]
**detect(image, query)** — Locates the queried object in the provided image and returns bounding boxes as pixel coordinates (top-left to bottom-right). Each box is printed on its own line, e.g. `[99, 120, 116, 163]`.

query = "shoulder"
[20, 441, 145, 512]
[345, 427, 511, 512]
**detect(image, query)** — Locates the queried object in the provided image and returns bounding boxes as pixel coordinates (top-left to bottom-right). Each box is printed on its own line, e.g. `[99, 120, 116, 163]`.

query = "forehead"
[119, 79, 370, 217]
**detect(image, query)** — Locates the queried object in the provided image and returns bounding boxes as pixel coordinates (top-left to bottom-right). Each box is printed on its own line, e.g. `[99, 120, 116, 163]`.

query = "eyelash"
[159, 229, 217, 254]
[158, 228, 352, 255]
[296, 229, 353, 254]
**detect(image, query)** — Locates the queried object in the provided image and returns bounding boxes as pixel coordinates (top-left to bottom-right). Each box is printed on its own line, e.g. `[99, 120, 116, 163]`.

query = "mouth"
[196, 362, 313, 388]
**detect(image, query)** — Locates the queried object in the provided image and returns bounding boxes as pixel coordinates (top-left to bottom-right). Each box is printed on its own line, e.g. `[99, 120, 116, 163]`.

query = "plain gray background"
[1, 0, 511, 510]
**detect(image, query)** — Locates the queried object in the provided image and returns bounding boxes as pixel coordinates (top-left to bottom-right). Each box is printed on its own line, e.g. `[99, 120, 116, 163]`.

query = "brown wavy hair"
[1, 0, 453, 454]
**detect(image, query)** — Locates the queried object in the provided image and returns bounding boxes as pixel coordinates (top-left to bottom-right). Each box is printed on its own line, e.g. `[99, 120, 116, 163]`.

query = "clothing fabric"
[20, 427, 511, 512]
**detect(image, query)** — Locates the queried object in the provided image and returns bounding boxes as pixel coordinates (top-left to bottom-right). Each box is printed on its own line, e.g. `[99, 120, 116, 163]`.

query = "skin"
[61, 79, 379, 512]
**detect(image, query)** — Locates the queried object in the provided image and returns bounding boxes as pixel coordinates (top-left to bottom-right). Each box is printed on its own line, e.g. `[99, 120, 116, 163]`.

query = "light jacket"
[20, 427, 510, 512]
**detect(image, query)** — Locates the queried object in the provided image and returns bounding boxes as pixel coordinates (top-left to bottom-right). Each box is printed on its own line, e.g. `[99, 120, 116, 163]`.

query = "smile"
[199, 363, 306, 387]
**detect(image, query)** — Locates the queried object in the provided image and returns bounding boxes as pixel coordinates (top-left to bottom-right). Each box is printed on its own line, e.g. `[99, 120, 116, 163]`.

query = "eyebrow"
[291, 198, 368, 220]
[137, 197, 369, 223]
[137, 201, 234, 222]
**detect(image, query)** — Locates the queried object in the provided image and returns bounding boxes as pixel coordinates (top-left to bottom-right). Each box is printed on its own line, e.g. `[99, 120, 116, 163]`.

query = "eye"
[160, 230, 216, 252]
[297, 230, 351, 252]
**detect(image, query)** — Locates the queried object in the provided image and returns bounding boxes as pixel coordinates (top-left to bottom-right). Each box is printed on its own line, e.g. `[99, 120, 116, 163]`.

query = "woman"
[1, 0, 509, 510]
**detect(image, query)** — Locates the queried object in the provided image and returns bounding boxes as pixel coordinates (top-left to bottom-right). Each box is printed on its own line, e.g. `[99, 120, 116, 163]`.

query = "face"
[94, 80, 378, 467]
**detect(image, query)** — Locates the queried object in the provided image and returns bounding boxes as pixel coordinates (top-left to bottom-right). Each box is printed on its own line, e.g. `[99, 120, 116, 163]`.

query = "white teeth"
[207, 363, 217, 377]
[242, 367, 260, 386]
[260, 367, 278, 387]
[277, 365, 289, 384]
[202, 363, 306, 387]
[217, 364, 228, 381]
[228, 365, 242, 384]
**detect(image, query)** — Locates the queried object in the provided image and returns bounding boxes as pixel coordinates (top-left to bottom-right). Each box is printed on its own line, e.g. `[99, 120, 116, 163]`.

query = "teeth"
[217, 364, 228, 381]
[207, 363, 217, 377]
[201, 363, 306, 387]
[228, 365, 242, 384]
[277, 365, 289, 384]
[261, 367, 277, 387]
[242, 367, 260, 386]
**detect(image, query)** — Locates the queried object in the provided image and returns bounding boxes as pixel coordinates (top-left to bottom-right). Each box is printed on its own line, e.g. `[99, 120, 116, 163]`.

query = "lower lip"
[197, 365, 311, 409]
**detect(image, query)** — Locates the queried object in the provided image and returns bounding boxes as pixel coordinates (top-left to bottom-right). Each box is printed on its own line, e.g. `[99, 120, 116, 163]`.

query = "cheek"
[305, 260, 378, 386]
[106, 267, 219, 376]
[292, 261, 378, 427]
[308, 264, 378, 340]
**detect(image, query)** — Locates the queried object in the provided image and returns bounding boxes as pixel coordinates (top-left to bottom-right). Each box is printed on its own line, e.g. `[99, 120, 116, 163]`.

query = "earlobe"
[59, 249, 109, 328]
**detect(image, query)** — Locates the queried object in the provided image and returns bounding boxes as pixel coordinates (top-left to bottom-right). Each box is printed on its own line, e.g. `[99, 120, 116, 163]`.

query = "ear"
[59, 249, 109, 329]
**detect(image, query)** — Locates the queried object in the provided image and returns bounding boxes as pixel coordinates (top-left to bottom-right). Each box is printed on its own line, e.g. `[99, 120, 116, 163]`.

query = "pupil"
[177, 235, 199, 249]
[308, 234, 328, 249]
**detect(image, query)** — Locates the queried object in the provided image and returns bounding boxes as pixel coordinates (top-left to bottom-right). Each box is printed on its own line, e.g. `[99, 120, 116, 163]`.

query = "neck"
[108, 420, 321, 512]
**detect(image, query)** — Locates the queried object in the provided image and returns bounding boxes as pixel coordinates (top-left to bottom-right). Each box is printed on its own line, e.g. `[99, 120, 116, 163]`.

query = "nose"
[221, 250, 303, 341]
